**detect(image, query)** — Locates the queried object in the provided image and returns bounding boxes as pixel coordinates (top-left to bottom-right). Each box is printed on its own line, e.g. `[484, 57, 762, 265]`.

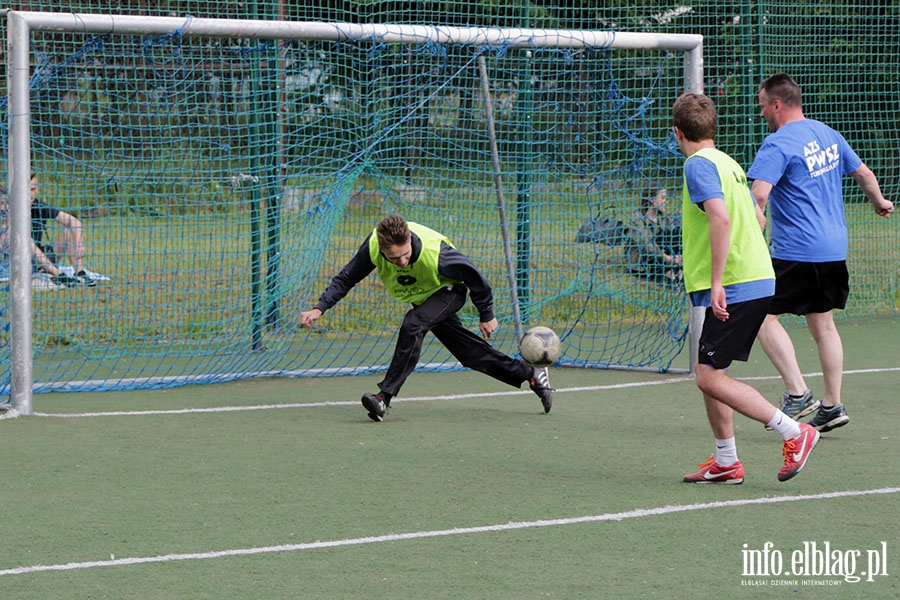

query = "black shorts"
[698, 296, 771, 370]
[769, 259, 849, 316]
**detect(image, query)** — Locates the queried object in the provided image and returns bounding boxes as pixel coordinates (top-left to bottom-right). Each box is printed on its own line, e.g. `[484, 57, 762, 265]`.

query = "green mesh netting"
[2, 2, 897, 396]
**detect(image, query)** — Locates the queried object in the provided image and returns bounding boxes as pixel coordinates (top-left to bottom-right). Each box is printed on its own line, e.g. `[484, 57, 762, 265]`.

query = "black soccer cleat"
[361, 392, 388, 422]
[529, 367, 553, 414]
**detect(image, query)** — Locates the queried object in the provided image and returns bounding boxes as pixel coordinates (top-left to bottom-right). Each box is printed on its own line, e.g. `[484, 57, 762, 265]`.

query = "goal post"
[4, 10, 703, 415]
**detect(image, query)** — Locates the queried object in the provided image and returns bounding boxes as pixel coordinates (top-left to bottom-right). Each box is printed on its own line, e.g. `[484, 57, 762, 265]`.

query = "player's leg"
[690, 298, 818, 482]
[758, 259, 819, 419]
[757, 315, 807, 395]
[362, 289, 464, 422]
[695, 363, 777, 424]
[806, 311, 843, 405]
[430, 315, 532, 388]
[683, 390, 744, 484]
[376, 286, 467, 398]
[805, 311, 850, 432]
[431, 313, 550, 412]
[804, 261, 850, 432]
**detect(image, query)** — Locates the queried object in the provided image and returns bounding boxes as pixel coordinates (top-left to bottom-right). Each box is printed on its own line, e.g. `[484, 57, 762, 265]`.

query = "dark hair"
[376, 214, 411, 250]
[672, 92, 717, 142]
[640, 183, 665, 209]
[759, 72, 802, 107]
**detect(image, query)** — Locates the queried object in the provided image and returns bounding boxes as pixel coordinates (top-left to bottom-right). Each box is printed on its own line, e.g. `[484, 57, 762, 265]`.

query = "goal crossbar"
[7, 10, 703, 50]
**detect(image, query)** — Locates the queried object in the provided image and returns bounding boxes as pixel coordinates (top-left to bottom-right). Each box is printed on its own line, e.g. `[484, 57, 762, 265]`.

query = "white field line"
[0, 486, 897, 577]
[24, 365, 900, 419]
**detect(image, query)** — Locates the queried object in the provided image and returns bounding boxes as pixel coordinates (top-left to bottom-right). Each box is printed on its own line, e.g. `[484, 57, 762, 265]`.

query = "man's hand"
[299, 308, 323, 327]
[710, 284, 729, 322]
[479, 317, 499, 340]
[873, 198, 894, 218]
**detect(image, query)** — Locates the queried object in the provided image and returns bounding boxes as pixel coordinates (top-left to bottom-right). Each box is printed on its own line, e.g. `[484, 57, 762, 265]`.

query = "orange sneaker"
[683, 456, 744, 484]
[778, 423, 820, 482]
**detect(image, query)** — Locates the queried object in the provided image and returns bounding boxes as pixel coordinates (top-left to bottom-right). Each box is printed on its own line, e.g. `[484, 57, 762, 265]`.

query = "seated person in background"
[29, 173, 96, 286]
[625, 185, 682, 285]
[0, 187, 79, 286]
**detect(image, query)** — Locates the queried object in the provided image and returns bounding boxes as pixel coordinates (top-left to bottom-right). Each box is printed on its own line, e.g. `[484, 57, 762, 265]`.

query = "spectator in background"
[625, 185, 682, 286]
[748, 73, 893, 433]
[0, 186, 78, 286]
[29, 172, 97, 286]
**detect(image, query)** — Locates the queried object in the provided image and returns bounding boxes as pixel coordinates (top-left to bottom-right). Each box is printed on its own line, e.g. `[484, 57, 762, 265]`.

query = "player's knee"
[398, 312, 430, 338]
[694, 364, 721, 394]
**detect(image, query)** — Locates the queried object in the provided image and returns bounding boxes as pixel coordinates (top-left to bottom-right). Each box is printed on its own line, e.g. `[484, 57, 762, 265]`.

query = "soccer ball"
[519, 326, 561, 367]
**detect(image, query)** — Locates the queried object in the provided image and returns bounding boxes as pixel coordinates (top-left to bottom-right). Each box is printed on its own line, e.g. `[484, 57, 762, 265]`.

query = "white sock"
[714, 437, 738, 467]
[767, 410, 802, 440]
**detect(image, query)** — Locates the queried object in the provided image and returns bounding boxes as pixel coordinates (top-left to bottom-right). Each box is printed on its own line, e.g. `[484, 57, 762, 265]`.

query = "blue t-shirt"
[747, 119, 862, 262]
[684, 156, 774, 308]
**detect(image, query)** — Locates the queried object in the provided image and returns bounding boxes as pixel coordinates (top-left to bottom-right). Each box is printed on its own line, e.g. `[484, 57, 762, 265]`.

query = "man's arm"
[850, 163, 894, 218]
[299, 236, 376, 327]
[750, 179, 773, 214]
[754, 203, 767, 232]
[437, 243, 494, 323]
[32, 242, 63, 277]
[702, 197, 731, 322]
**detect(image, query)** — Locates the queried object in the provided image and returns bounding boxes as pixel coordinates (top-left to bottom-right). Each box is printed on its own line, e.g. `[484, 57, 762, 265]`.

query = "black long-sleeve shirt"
[313, 232, 496, 322]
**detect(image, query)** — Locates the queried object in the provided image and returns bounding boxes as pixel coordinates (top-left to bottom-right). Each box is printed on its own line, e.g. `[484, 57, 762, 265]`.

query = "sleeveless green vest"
[369, 222, 461, 305]
[681, 148, 775, 293]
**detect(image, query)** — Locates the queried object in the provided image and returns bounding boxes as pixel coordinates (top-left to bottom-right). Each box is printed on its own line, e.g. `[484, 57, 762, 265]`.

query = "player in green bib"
[300, 214, 552, 421]
[674, 92, 819, 484]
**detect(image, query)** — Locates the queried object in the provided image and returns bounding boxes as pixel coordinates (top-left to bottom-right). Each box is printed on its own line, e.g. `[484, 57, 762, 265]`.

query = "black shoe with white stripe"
[361, 392, 388, 422]
[529, 367, 553, 414]
[807, 403, 850, 433]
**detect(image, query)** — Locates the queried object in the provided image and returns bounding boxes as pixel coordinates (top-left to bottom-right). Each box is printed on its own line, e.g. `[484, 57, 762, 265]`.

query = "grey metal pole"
[7, 10, 34, 415]
[477, 54, 523, 341]
[684, 42, 705, 375]
[9, 12, 703, 51]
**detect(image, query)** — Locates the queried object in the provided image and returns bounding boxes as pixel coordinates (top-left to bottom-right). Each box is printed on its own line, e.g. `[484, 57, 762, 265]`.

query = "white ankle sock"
[715, 437, 738, 467]
[767, 410, 802, 440]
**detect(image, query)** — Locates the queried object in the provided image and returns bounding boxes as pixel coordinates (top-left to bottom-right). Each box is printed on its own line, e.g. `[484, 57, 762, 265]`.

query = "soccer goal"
[3, 11, 703, 414]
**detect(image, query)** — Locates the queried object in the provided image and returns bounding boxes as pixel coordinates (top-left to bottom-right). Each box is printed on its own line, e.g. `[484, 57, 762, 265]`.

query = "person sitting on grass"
[29, 173, 97, 286]
[625, 185, 682, 286]
[0, 186, 79, 287]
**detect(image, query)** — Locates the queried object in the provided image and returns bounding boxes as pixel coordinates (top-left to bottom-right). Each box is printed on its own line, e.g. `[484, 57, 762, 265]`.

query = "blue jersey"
[747, 119, 862, 262]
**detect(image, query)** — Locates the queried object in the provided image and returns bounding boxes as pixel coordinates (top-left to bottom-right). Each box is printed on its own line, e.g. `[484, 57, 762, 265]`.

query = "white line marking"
[32, 376, 696, 417]
[1, 487, 897, 577]
[29, 365, 900, 418]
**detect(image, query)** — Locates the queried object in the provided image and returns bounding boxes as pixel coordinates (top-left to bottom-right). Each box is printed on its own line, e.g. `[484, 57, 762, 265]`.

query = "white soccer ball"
[519, 326, 561, 367]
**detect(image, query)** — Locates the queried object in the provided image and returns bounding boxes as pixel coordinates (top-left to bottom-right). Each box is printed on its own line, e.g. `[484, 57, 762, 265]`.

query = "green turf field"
[1, 317, 898, 599]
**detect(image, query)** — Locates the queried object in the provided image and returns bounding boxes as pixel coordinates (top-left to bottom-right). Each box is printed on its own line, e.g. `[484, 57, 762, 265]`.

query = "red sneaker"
[683, 456, 744, 484]
[778, 423, 820, 482]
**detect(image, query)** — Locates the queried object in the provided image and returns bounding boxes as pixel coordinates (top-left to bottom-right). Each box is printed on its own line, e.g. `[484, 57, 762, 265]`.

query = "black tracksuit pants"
[378, 285, 534, 397]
